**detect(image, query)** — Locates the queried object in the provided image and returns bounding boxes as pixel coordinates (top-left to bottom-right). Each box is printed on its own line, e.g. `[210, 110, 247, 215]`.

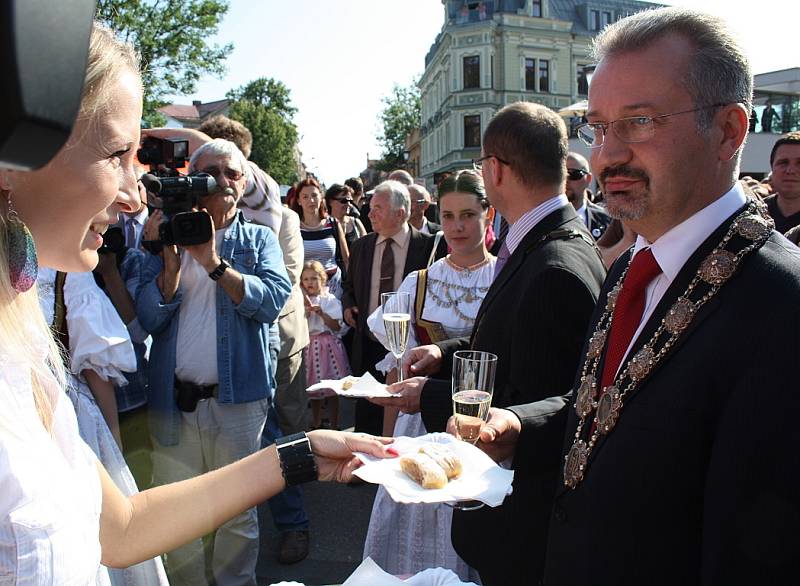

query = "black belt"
[174, 377, 218, 412]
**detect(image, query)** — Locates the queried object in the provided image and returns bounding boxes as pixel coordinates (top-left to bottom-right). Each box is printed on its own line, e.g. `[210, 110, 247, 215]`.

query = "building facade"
[418, 0, 658, 188]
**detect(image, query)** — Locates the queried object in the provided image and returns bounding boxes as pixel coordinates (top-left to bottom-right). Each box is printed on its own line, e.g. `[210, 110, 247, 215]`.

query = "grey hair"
[189, 138, 251, 179]
[592, 7, 753, 131]
[375, 180, 411, 220]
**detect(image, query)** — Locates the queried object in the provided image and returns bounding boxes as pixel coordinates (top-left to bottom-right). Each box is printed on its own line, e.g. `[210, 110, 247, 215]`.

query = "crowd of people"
[1, 5, 799, 586]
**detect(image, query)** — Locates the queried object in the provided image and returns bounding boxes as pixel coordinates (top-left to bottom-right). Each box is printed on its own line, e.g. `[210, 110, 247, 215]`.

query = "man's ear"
[718, 104, 749, 162]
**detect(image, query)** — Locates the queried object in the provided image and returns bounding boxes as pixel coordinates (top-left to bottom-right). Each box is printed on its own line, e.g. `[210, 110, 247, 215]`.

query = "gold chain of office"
[563, 199, 774, 489]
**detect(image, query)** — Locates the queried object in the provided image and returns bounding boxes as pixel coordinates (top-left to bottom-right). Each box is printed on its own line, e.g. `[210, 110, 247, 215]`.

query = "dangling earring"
[4, 195, 37, 293]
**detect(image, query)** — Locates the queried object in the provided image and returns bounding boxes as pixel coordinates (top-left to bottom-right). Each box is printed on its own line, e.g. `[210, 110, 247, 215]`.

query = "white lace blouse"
[0, 331, 106, 584]
[367, 256, 496, 373]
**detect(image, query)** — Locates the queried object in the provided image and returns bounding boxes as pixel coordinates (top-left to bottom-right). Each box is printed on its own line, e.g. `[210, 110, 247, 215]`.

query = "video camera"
[98, 225, 126, 255]
[140, 172, 217, 247]
[137, 136, 218, 247]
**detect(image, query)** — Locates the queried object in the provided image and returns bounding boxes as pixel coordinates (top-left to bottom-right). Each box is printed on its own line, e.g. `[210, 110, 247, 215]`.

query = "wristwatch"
[275, 432, 319, 486]
[208, 259, 230, 281]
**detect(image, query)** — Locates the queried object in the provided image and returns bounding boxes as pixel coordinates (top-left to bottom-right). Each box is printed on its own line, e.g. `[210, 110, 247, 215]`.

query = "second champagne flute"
[381, 291, 411, 382]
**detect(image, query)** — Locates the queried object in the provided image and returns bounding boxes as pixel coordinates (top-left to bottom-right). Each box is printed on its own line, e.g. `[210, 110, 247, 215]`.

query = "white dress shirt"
[620, 183, 748, 369]
[504, 194, 569, 255]
[0, 335, 106, 584]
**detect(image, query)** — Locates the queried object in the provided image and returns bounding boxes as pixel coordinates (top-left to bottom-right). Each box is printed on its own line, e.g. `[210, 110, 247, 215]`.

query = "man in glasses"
[408, 184, 441, 235]
[138, 138, 292, 583]
[565, 151, 611, 239]
[379, 101, 607, 585]
[471, 7, 800, 585]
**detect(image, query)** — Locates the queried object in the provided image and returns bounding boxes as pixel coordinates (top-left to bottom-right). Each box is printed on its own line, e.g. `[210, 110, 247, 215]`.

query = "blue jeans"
[264, 325, 310, 532]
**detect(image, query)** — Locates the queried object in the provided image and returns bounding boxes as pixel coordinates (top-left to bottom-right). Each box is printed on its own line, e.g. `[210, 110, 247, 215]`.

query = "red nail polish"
[387, 447, 400, 456]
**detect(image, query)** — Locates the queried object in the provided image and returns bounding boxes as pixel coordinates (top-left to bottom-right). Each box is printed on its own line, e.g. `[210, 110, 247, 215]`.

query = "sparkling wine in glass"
[381, 291, 411, 382]
[450, 350, 498, 511]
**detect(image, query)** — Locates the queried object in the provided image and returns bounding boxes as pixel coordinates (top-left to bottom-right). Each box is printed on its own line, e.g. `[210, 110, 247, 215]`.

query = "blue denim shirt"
[108, 248, 149, 412]
[136, 212, 291, 446]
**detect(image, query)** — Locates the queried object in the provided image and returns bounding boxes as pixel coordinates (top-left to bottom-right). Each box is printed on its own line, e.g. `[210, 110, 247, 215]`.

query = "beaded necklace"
[426, 256, 492, 323]
[564, 201, 773, 489]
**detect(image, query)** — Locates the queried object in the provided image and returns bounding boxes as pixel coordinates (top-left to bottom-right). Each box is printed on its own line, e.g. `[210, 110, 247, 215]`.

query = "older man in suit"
[342, 179, 444, 435]
[376, 102, 607, 585]
[472, 8, 800, 585]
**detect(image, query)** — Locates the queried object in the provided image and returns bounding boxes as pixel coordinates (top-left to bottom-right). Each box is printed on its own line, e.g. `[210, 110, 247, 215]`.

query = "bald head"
[565, 152, 593, 209]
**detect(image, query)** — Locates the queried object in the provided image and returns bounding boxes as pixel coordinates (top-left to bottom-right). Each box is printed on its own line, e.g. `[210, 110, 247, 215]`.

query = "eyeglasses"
[575, 104, 728, 148]
[566, 168, 589, 181]
[472, 154, 510, 172]
[200, 166, 244, 181]
[412, 198, 427, 204]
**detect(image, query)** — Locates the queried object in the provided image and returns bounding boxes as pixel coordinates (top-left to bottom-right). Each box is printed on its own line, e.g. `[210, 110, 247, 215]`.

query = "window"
[531, 0, 542, 17]
[463, 55, 480, 89]
[590, 9, 600, 30]
[464, 115, 481, 147]
[601, 11, 612, 27]
[577, 64, 589, 95]
[525, 58, 536, 91]
[539, 59, 550, 92]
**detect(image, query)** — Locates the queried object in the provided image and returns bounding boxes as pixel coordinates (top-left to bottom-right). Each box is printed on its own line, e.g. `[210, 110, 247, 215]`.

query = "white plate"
[353, 433, 514, 507]
[305, 372, 398, 398]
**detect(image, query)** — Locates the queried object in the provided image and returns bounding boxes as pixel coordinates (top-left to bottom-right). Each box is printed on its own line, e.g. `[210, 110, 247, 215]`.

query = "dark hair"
[770, 131, 800, 166]
[437, 170, 489, 210]
[344, 177, 364, 196]
[292, 177, 327, 219]
[483, 102, 567, 188]
[324, 183, 354, 208]
[198, 115, 253, 159]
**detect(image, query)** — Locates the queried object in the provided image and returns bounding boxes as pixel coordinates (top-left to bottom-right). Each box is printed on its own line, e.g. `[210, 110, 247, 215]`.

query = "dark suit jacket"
[511, 210, 800, 585]
[423, 219, 441, 234]
[585, 200, 612, 240]
[419, 205, 607, 585]
[341, 226, 444, 374]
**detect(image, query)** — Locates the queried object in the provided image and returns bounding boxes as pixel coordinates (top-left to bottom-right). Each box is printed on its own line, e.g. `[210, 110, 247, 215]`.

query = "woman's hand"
[307, 430, 397, 483]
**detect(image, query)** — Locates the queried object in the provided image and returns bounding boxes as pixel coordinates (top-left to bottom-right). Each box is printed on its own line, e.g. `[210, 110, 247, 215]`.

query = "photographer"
[136, 138, 291, 584]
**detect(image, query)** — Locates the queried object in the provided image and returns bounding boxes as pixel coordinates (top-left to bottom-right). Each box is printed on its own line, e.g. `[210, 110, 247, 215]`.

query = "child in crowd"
[300, 260, 350, 429]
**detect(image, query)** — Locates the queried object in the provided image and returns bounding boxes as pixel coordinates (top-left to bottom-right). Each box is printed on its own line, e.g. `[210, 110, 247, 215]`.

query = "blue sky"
[172, 0, 798, 185]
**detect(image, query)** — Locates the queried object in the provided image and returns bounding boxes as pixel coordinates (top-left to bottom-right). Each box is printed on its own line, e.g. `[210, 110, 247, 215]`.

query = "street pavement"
[257, 397, 376, 586]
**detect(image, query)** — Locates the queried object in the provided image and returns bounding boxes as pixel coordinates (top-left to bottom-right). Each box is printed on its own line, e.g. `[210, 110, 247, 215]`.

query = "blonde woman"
[0, 23, 393, 583]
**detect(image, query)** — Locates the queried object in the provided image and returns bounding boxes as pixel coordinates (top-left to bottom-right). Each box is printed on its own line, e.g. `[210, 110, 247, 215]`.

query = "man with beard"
[469, 7, 800, 585]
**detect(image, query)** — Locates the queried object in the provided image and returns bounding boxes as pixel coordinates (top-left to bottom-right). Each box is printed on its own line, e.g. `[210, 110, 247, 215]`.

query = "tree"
[227, 78, 300, 185]
[96, 0, 233, 126]
[376, 80, 421, 172]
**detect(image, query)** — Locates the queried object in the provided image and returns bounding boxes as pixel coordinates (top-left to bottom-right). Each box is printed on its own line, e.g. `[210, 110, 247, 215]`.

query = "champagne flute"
[381, 291, 411, 382]
[450, 350, 498, 511]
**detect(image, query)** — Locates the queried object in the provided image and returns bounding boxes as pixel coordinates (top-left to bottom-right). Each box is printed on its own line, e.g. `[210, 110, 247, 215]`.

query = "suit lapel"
[471, 205, 579, 342]
[404, 227, 426, 276]
[360, 233, 377, 306]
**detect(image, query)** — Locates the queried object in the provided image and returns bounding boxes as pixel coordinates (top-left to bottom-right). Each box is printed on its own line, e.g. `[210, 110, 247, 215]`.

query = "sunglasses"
[567, 168, 589, 181]
[334, 198, 354, 204]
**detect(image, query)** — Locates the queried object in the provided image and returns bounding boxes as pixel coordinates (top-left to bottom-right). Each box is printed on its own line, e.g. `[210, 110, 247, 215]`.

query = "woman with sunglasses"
[325, 183, 367, 250]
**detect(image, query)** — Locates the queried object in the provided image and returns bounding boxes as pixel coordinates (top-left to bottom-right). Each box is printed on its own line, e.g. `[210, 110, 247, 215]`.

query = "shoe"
[278, 530, 310, 564]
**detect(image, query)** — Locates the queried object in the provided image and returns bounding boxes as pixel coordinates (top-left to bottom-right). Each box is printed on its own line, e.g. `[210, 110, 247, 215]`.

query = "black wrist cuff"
[276, 432, 318, 486]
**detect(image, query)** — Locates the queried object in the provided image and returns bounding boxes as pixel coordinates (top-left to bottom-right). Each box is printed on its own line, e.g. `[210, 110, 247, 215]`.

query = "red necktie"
[600, 247, 662, 389]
